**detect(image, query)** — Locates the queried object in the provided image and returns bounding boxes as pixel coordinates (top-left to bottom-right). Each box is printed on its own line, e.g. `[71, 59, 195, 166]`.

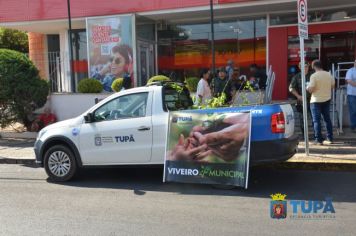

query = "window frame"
[93, 92, 149, 122]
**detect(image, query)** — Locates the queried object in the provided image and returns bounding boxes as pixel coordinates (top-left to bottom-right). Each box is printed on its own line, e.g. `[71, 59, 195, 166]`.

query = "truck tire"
[44, 145, 77, 182]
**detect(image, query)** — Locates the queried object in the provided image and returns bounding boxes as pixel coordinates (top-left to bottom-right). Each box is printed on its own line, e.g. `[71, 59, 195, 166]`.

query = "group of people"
[195, 60, 267, 106]
[289, 59, 356, 146]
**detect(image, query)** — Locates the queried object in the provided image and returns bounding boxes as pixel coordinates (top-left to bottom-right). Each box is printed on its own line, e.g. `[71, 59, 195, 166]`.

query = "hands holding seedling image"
[167, 113, 250, 163]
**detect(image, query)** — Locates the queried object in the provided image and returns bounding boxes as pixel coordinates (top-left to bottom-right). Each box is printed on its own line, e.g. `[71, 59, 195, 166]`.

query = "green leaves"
[185, 77, 199, 93]
[146, 75, 170, 85]
[0, 49, 49, 129]
[111, 78, 123, 92]
[77, 78, 103, 93]
[193, 93, 227, 109]
[0, 27, 28, 53]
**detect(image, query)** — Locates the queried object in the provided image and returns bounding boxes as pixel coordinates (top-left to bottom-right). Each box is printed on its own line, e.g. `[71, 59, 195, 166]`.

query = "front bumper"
[34, 139, 44, 167]
[250, 134, 299, 165]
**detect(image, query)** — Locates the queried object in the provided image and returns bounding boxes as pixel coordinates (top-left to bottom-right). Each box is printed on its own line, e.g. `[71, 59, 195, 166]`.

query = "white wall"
[50, 93, 110, 121]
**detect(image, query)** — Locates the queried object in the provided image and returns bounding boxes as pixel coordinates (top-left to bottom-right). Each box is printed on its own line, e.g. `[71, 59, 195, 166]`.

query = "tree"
[0, 27, 29, 53]
[0, 49, 49, 130]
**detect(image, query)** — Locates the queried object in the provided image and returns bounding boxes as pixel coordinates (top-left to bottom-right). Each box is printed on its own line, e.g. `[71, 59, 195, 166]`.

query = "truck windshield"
[162, 85, 193, 111]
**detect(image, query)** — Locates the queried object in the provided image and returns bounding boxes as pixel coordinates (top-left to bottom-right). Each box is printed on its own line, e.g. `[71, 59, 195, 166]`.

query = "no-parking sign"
[298, 0, 308, 39]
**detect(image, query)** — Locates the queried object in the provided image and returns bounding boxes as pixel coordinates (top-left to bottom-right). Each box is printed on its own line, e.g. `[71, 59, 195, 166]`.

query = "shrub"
[185, 77, 199, 93]
[111, 78, 123, 92]
[77, 78, 103, 93]
[0, 27, 29, 53]
[146, 75, 170, 85]
[0, 49, 49, 129]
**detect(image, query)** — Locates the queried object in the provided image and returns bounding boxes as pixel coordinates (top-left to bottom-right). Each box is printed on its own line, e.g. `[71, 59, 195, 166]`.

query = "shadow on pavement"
[48, 165, 356, 203]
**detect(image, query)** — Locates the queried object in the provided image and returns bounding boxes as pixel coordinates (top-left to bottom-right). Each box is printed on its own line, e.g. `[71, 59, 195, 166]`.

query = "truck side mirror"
[84, 113, 94, 123]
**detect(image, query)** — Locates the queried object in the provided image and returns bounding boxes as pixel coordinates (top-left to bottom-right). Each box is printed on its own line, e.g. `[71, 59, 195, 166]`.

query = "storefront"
[269, 6, 356, 99]
[1, 0, 356, 101]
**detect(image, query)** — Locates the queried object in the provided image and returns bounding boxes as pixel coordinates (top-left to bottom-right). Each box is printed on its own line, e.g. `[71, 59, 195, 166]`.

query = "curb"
[254, 162, 356, 172]
[1, 157, 356, 172]
[0, 158, 36, 166]
[0, 131, 37, 139]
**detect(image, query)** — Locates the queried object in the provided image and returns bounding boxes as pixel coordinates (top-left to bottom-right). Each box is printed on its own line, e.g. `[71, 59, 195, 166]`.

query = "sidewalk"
[0, 138, 35, 164]
[0, 128, 355, 169]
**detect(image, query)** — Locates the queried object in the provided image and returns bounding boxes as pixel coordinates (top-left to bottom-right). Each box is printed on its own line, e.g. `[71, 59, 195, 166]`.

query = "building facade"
[1, 0, 356, 100]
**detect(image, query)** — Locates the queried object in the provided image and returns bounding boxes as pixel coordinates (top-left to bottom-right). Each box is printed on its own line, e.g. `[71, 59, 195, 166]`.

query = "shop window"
[287, 31, 355, 95]
[157, 17, 266, 83]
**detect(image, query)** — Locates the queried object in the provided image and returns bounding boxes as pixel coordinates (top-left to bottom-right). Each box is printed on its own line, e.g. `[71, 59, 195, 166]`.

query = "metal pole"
[332, 64, 335, 127]
[300, 37, 309, 155]
[210, 0, 216, 75]
[67, 0, 75, 92]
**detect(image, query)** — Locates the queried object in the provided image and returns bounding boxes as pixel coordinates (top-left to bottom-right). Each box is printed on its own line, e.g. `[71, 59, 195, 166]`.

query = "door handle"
[138, 126, 150, 131]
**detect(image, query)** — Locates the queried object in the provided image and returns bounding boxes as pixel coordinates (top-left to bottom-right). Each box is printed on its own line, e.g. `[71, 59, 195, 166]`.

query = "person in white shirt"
[345, 59, 356, 132]
[195, 69, 212, 105]
[307, 60, 335, 145]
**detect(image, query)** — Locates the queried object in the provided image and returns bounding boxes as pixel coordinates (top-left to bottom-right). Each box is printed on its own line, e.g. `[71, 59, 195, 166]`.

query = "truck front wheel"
[44, 145, 77, 182]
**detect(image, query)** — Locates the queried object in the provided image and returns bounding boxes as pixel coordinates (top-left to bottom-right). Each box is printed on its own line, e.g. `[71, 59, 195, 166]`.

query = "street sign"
[297, 0, 309, 156]
[298, 0, 308, 39]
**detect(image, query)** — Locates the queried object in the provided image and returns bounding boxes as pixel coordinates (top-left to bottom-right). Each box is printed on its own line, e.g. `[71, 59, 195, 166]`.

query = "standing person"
[249, 64, 267, 90]
[345, 59, 356, 132]
[307, 60, 335, 145]
[195, 69, 212, 105]
[289, 62, 314, 137]
[231, 68, 243, 101]
[211, 67, 233, 104]
[225, 60, 234, 82]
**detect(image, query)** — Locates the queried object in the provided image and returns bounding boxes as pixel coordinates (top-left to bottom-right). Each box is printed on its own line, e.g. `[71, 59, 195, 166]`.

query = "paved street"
[0, 164, 355, 236]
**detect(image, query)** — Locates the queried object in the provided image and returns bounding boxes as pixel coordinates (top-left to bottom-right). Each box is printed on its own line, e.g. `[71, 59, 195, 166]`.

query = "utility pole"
[67, 0, 75, 92]
[210, 0, 216, 75]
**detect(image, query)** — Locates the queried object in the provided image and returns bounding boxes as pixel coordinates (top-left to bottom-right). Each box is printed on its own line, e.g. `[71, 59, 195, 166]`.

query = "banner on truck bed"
[163, 110, 252, 188]
[86, 15, 134, 92]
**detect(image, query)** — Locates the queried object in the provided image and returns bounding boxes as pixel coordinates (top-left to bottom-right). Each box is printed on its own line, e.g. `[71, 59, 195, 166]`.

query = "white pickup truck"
[34, 83, 298, 181]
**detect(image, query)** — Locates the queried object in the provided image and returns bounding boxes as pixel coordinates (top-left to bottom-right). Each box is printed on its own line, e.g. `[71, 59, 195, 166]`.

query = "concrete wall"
[50, 93, 110, 121]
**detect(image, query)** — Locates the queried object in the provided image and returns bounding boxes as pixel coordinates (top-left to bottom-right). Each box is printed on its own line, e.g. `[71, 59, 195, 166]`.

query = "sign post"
[298, 0, 309, 155]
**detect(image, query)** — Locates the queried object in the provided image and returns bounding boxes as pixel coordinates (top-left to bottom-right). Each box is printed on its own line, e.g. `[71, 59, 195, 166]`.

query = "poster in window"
[86, 15, 134, 92]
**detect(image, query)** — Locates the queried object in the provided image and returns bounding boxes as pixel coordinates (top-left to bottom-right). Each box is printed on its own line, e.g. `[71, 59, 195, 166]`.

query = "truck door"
[79, 92, 153, 165]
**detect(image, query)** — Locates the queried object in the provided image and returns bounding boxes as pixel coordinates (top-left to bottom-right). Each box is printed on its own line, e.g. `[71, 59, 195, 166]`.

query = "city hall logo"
[270, 193, 287, 219]
[270, 193, 336, 220]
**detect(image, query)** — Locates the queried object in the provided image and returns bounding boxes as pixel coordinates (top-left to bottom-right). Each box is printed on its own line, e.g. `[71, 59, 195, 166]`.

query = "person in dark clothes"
[289, 62, 314, 138]
[211, 67, 233, 104]
[249, 64, 267, 90]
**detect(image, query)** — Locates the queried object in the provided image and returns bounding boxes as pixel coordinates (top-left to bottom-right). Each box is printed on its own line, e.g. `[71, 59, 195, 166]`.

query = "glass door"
[70, 29, 89, 89]
[137, 40, 155, 86]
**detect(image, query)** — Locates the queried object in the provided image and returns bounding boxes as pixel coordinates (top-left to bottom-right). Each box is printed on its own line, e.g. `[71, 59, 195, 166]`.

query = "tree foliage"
[146, 75, 170, 85]
[0, 49, 49, 129]
[111, 78, 123, 92]
[0, 27, 29, 53]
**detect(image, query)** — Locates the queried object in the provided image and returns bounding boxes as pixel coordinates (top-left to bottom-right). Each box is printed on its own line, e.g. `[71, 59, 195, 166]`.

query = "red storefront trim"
[269, 20, 356, 100]
[0, 0, 253, 23]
